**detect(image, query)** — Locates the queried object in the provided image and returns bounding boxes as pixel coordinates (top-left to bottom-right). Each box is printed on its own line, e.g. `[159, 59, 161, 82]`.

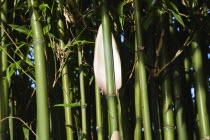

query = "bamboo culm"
[27, 0, 50, 139]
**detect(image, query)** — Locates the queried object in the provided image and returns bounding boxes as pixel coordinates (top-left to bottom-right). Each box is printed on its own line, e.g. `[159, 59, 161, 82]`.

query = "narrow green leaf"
[72, 40, 94, 46]
[39, 3, 50, 11]
[168, 2, 185, 27]
[43, 24, 51, 35]
[8, 24, 31, 35]
[16, 52, 34, 67]
[6, 65, 15, 82]
[22, 125, 30, 140]
[89, 75, 94, 86]
[54, 102, 81, 108]
[117, 1, 126, 30]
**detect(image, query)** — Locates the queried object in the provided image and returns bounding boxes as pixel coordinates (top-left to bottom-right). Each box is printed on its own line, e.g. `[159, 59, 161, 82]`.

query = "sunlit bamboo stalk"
[95, 81, 103, 140]
[56, 0, 74, 139]
[27, 0, 49, 139]
[99, 0, 120, 136]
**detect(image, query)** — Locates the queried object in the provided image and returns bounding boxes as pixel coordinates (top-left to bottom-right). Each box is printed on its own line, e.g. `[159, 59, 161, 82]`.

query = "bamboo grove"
[0, 0, 210, 140]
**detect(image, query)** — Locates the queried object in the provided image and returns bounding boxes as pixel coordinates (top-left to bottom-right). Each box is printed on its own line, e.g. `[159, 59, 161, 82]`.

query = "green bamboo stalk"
[159, 31, 175, 140]
[78, 45, 87, 139]
[190, 36, 210, 139]
[0, 0, 9, 139]
[133, 0, 152, 139]
[173, 70, 188, 140]
[101, 0, 118, 136]
[56, 1, 74, 139]
[134, 36, 142, 140]
[95, 81, 103, 140]
[9, 93, 14, 140]
[169, 16, 188, 140]
[27, 0, 49, 140]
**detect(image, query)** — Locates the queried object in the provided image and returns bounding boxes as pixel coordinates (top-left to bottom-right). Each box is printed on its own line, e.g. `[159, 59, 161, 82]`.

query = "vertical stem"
[56, 1, 74, 139]
[134, 36, 142, 140]
[133, 0, 152, 139]
[78, 45, 87, 139]
[173, 71, 188, 140]
[159, 30, 175, 140]
[0, 0, 9, 139]
[191, 36, 210, 139]
[101, 0, 118, 135]
[27, 0, 49, 139]
[95, 81, 103, 140]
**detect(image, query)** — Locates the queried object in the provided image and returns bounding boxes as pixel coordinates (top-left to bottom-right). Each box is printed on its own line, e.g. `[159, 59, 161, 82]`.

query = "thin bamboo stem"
[134, 36, 142, 140]
[173, 71, 188, 140]
[0, 0, 9, 139]
[95, 81, 103, 140]
[101, 0, 118, 135]
[56, 0, 74, 139]
[159, 32, 175, 140]
[27, 0, 49, 139]
[133, 0, 152, 139]
[78, 45, 87, 139]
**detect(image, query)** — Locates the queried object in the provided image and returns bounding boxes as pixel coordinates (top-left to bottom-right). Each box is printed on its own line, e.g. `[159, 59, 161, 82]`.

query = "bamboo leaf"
[117, 1, 126, 30]
[43, 24, 51, 35]
[168, 2, 185, 27]
[89, 75, 94, 86]
[16, 52, 34, 67]
[6, 64, 16, 82]
[8, 24, 31, 36]
[54, 102, 81, 108]
[22, 125, 30, 140]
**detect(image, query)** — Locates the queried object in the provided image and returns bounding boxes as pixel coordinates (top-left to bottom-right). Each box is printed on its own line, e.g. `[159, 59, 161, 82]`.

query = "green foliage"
[22, 125, 30, 140]
[168, 2, 185, 27]
[8, 24, 31, 36]
[1, 0, 210, 139]
[54, 102, 81, 108]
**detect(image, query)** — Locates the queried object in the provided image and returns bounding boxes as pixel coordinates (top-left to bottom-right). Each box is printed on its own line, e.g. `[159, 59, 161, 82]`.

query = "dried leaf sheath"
[94, 25, 122, 95]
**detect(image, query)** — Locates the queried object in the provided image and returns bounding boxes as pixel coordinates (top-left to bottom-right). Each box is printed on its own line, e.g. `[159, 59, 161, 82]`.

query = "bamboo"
[134, 36, 142, 140]
[133, 0, 152, 139]
[27, 0, 50, 139]
[173, 70, 188, 140]
[0, 0, 9, 139]
[95, 81, 103, 140]
[9, 93, 14, 140]
[56, 0, 74, 139]
[159, 31, 175, 140]
[169, 17, 188, 140]
[101, 0, 119, 135]
[190, 36, 210, 139]
[78, 45, 87, 139]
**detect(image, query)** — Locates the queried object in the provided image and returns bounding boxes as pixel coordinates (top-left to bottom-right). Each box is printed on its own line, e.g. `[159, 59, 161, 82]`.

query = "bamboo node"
[106, 94, 117, 98]
[81, 104, 87, 108]
[137, 46, 144, 51]
[96, 126, 103, 131]
[33, 39, 45, 43]
[200, 136, 210, 140]
[163, 125, 176, 130]
[175, 95, 182, 99]
[136, 117, 143, 121]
